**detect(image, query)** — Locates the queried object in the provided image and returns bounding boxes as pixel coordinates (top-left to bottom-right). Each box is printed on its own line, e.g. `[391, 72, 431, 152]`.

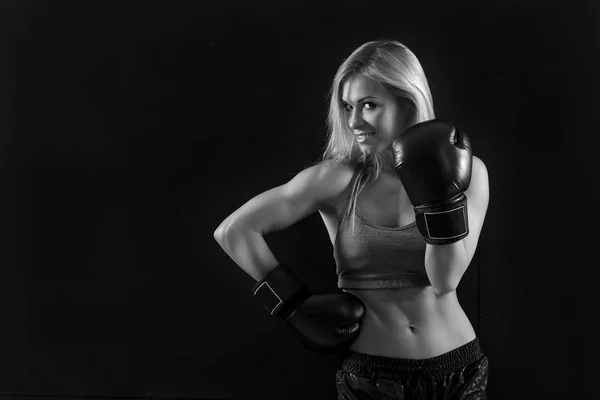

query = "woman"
[214, 39, 489, 399]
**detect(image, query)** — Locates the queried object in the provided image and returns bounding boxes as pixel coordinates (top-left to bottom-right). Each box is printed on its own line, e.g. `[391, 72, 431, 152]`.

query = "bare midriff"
[319, 166, 477, 359]
[343, 286, 476, 359]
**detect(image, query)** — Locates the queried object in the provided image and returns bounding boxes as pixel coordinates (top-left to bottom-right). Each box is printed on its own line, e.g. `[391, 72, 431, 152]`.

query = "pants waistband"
[340, 338, 483, 379]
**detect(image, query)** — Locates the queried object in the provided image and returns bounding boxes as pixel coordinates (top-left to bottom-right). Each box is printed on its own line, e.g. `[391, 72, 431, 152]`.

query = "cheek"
[389, 109, 410, 135]
[379, 113, 400, 137]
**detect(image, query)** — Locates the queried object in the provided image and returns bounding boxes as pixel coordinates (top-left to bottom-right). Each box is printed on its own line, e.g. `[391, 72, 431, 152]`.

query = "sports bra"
[334, 205, 431, 289]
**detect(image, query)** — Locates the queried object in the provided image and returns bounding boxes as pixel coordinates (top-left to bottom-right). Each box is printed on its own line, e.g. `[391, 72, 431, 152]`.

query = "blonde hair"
[321, 39, 436, 228]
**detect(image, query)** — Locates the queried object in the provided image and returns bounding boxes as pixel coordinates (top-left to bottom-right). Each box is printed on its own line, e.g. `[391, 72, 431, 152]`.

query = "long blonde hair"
[320, 39, 436, 228]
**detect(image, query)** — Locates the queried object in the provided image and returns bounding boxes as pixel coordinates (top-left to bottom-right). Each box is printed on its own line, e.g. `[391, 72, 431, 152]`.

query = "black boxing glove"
[393, 119, 473, 245]
[252, 263, 365, 353]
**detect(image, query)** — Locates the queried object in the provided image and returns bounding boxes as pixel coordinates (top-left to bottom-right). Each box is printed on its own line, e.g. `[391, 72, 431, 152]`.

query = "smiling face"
[341, 74, 411, 157]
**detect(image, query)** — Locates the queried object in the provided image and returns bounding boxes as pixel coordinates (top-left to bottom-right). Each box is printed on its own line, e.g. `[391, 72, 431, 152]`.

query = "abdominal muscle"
[343, 286, 476, 359]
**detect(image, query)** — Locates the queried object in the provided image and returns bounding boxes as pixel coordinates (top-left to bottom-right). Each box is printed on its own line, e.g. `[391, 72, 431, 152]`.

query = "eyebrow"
[341, 96, 378, 104]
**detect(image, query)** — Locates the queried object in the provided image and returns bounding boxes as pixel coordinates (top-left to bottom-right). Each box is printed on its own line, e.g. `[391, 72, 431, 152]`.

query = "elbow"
[214, 219, 248, 252]
[214, 220, 234, 248]
[432, 278, 460, 296]
[433, 285, 457, 296]
[213, 223, 226, 245]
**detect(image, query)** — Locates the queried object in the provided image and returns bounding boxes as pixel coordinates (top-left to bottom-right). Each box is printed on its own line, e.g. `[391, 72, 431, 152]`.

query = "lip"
[355, 132, 375, 143]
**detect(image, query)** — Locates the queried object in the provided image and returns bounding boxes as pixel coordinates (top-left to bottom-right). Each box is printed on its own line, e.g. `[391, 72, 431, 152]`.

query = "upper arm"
[463, 156, 490, 263]
[216, 161, 352, 237]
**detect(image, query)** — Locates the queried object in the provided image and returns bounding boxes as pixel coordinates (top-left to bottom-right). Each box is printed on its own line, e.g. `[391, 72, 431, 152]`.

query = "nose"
[348, 108, 365, 131]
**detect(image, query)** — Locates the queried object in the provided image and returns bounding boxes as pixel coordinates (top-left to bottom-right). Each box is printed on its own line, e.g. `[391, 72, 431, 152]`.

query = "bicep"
[219, 164, 339, 236]
[463, 157, 490, 262]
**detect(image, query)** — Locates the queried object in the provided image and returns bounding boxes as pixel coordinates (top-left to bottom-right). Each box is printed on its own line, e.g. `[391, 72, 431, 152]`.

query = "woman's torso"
[318, 163, 476, 359]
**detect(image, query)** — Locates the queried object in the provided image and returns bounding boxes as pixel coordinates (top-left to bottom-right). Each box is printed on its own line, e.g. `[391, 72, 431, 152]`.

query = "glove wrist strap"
[252, 263, 310, 319]
[414, 193, 469, 245]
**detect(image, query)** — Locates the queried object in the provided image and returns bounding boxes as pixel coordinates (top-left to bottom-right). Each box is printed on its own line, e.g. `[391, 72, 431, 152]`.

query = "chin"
[360, 144, 385, 156]
[358, 141, 374, 149]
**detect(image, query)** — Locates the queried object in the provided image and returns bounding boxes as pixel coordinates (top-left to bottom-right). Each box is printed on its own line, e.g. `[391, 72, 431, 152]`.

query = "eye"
[363, 102, 377, 110]
[342, 103, 353, 111]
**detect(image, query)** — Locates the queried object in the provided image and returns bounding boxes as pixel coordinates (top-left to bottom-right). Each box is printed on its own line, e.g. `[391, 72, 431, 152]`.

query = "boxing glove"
[393, 119, 472, 245]
[252, 263, 365, 353]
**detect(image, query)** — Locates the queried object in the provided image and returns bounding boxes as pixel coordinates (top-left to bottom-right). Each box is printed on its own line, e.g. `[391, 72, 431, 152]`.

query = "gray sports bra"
[334, 205, 431, 289]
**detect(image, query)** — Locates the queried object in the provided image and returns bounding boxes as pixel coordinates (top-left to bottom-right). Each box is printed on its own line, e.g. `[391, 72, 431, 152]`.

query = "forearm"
[424, 240, 469, 296]
[214, 225, 280, 282]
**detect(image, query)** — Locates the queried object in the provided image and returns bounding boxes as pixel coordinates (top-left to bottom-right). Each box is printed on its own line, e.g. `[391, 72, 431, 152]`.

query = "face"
[341, 74, 410, 156]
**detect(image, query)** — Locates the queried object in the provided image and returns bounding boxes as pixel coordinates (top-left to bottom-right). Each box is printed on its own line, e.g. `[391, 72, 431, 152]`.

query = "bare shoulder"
[287, 160, 355, 209]
[312, 160, 355, 184]
[466, 155, 490, 212]
[471, 156, 489, 187]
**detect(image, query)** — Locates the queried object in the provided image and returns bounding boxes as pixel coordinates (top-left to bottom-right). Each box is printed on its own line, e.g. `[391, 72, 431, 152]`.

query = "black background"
[1, 0, 598, 399]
